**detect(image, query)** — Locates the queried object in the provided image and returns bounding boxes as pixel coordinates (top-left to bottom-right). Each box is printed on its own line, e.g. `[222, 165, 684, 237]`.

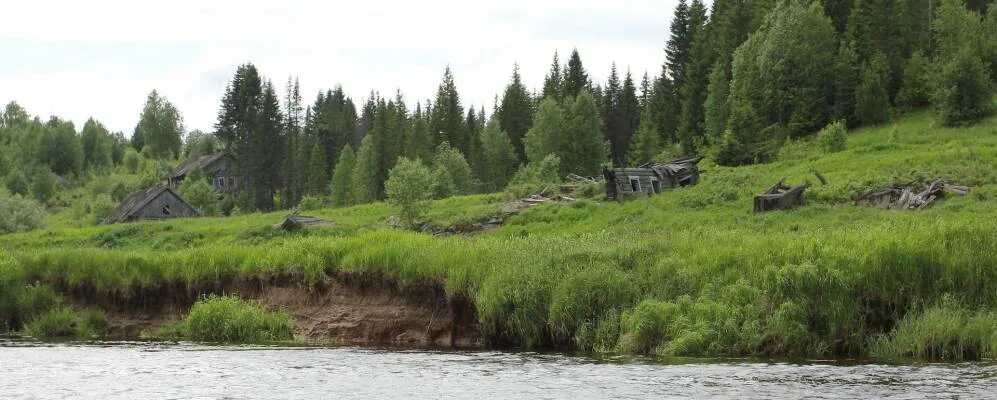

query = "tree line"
[0, 0, 994, 216]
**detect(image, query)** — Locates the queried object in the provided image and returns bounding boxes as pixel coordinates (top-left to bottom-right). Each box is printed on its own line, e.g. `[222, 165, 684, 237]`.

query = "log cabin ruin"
[103, 186, 201, 224]
[603, 156, 703, 200]
[167, 153, 245, 194]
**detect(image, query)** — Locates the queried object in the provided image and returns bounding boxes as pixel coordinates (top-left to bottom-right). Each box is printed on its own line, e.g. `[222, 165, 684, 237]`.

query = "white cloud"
[0, 0, 689, 134]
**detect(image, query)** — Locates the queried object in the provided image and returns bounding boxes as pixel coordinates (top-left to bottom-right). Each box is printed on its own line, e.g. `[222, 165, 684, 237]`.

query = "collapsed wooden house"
[603, 156, 703, 200]
[168, 153, 245, 195]
[103, 186, 201, 224]
[753, 178, 810, 213]
[855, 179, 970, 210]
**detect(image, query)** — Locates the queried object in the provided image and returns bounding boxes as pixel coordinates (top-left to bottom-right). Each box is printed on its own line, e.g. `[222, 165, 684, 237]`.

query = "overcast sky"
[0, 0, 691, 135]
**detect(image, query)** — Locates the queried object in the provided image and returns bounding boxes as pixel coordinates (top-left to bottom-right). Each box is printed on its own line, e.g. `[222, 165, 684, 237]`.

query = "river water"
[0, 339, 994, 399]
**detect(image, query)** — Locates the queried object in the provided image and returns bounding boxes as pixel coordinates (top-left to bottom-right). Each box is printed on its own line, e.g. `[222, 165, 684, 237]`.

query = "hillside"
[2, 108, 995, 359]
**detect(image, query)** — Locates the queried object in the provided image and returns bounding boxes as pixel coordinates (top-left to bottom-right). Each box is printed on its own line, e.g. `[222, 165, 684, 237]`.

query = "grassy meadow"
[1, 108, 995, 359]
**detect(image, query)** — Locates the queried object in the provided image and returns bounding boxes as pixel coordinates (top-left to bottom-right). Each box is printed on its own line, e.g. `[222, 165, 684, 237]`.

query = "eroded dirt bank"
[54, 271, 483, 347]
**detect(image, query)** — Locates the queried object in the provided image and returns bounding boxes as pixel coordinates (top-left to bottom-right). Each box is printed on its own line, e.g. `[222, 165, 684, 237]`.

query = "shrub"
[816, 121, 847, 153]
[296, 196, 329, 211]
[5, 170, 29, 196]
[0, 191, 47, 234]
[25, 307, 78, 338]
[179, 176, 220, 216]
[870, 299, 997, 361]
[123, 148, 141, 174]
[181, 295, 294, 343]
[385, 157, 435, 228]
[431, 142, 474, 198]
[933, 49, 993, 126]
[506, 154, 561, 197]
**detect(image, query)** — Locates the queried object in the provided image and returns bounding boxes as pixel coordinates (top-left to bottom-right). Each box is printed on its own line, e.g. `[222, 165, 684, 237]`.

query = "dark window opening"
[162, 205, 171, 215]
[629, 177, 641, 192]
[651, 179, 661, 194]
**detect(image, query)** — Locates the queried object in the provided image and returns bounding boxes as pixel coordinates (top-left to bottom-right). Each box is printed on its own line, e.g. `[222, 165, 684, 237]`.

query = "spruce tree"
[648, 71, 679, 145]
[562, 49, 590, 99]
[541, 52, 563, 101]
[329, 145, 356, 207]
[404, 103, 433, 162]
[628, 109, 662, 165]
[282, 77, 304, 207]
[854, 53, 892, 126]
[306, 142, 328, 195]
[618, 71, 640, 165]
[666, 0, 693, 91]
[430, 67, 469, 154]
[499, 64, 535, 162]
[897, 50, 932, 109]
[601, 63, 623, 165]
[834, 41, 861, 125]
[703, 61, 730, 141]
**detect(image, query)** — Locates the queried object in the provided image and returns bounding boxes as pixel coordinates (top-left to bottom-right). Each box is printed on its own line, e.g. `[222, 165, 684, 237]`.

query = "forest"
[0, 0, 993, 230]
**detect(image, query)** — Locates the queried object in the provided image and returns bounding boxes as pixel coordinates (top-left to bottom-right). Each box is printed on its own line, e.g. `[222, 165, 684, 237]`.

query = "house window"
[162, 205, 171, 215]
[651, 178, 661, 194]
[629, 176, 641, 192]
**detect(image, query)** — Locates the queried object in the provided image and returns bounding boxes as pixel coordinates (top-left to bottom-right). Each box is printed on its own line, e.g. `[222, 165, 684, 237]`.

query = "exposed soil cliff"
[55, 271, 483, 347]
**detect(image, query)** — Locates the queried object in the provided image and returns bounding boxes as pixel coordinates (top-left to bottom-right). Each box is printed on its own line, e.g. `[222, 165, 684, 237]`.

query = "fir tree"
[282, 77, 304, 207]
[562, 49, 590, 99]
[628, 109, 662, 165]
[306, 142, 328, 195]
[329, 145, 355, 207]
[703, 61, 730, 141]
[834, 41, 861, 125]
[430, 67, 468, 154]
[854, 52, 892, 126]
[541, 52, 563, 101]
[499, 64, 535, 162]
[897, 50, 932, 109]
[404, 103, 433, 162]
[666, 0, 693, 91]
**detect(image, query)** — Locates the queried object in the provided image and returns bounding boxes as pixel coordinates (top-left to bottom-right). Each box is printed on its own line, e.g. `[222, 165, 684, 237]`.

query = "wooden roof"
[169, 153, 229, 179]
[102, 186, 200, 224]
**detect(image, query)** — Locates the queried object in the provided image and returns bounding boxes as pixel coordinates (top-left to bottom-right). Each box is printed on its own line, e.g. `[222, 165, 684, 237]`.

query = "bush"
[23, 306, 104, 339]
[431, 142, 473, 198]
[933, 49, 993, 126]
[816, 121, 847, 153]
[385, 157, 435, 228]
[0, 191, 47, 234]
[296, 195, 329, 211]
[871, 299, 997, 361]
[180, 295, 294, 343]
[506, 154, 561, 197]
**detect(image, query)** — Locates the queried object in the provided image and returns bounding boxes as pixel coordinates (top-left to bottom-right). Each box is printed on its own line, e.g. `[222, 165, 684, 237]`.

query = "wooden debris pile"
[855, 179, 970, 210]
[275, 215, 333, 231]
[753, 178, 811, 213]
[513, 187, 578, 209]
[561, 174, 603, 194]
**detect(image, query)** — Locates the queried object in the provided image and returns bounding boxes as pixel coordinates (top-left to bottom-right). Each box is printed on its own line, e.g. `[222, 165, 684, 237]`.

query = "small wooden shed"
[603, 156, 703, 200]
[168, 153, 244, 194]
[103, 186, 201, 224]
[753, 178, 810, 213]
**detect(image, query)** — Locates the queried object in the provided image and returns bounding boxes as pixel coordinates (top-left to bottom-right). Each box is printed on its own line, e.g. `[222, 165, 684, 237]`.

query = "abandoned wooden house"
[102, 186, 201, 224]
[603, 156, 703, 200]
[167, 153, 245, 194]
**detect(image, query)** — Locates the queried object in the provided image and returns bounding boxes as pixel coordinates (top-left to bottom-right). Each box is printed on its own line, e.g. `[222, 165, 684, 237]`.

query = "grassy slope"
[2, 109, 995, 358]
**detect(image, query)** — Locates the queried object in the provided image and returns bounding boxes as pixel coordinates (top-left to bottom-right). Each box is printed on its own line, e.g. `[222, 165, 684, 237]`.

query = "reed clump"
[154, 295, 294, 343]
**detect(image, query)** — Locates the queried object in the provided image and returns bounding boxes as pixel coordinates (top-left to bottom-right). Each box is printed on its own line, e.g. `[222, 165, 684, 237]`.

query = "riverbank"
[1, 109, 995, 360]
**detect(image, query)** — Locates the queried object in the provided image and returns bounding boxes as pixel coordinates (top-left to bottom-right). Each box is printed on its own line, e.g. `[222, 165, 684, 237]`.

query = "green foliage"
[431, 142, 473, 198]
[0, 190, 47, 235]
[628, 110, 662, 165]
[329, 145, 356, 207]
[306, 142, 328, 195]
[351, 135, 380, 204]
[854, 53, 892, 126]
[871, 298, 997, 361]
[933, 50, 993, 126]
[897, 51, 932, 109]
[563, 91, 608, 176]
[498, 65, 534, 162]
[524, 98, 566, 166]
[178, 175, 220, 216]
[479, 119, 519, 192]
[134, 90, 184, 160]
[168, 295, 294, 343]
[548, 266, 637, 346]
[25, 307, 106, 339]
[506, 154, 561, 197]
[703, 61, 730, 141]
[123, 148, 141, 174]
[385, 157, 435, 227]
[5, 170, 29, 196]
[816, 121, 848, 154]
